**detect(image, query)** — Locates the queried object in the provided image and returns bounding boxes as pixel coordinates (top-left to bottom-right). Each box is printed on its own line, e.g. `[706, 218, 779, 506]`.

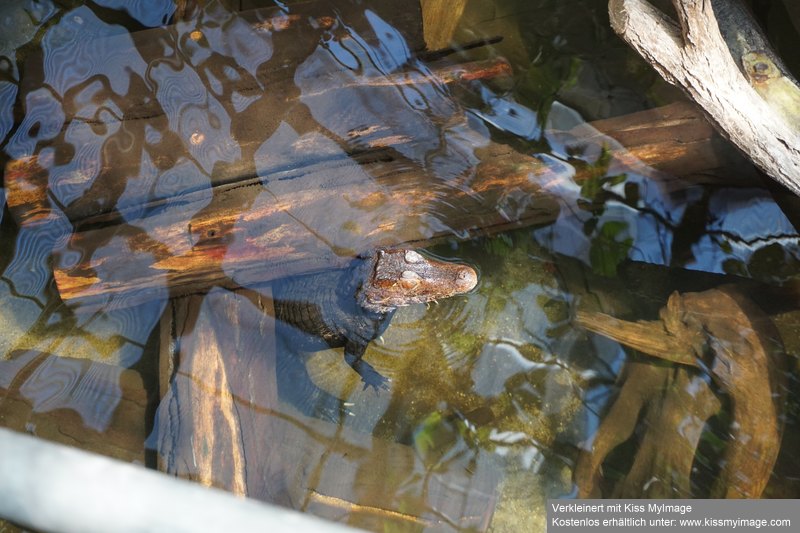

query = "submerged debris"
[575, 285, 787, 498]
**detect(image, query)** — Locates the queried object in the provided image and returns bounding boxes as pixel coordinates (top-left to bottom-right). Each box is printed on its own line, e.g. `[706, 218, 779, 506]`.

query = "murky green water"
[1, 0, 799, 531]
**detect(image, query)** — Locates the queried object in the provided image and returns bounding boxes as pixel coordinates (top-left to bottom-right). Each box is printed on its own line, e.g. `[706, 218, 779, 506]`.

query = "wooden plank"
[156, 287, 283, 499]
[154, 286, 500, 528]
[47, 98, 764, 311]
[0, 350, 147, 463]
[46, 141, 559, 311]
[4, 0, 433, 225]
[4, 54, 512, 228]
[574, 101, 760, 186]
[7, 96, 762, 313]
[8, 100, 760, 311]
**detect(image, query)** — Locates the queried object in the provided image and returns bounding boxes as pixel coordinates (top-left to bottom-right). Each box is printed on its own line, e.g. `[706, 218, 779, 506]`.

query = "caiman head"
[356, 249, 478, 313]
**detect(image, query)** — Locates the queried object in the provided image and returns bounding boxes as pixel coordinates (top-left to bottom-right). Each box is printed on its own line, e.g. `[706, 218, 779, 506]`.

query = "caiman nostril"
[457, 267, 478, 291]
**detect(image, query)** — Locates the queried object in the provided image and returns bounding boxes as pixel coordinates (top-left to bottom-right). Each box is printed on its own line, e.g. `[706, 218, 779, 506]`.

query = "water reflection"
[0, 0, 798, 531]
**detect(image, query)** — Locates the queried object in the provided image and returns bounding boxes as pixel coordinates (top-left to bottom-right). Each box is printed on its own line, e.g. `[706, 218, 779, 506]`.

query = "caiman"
[272, 248, 477, 419]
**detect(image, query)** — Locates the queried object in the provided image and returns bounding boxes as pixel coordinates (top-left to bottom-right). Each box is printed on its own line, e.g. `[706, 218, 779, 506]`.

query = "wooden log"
[573, 361, 721, 498]
[0, 350, 147, 463]
[583, 101, 760, 186]
[608, 0, 800, 194]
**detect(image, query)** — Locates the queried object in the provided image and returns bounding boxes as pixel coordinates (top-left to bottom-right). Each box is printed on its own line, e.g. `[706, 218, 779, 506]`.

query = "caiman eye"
[404, 250, 423, 263]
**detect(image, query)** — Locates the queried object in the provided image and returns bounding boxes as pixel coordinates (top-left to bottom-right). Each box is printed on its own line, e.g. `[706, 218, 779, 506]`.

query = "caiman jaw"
[358, 249, 478, 313]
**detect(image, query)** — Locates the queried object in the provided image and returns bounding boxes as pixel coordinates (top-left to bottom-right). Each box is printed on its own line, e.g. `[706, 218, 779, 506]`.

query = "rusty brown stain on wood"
[4, 155, 52, 225]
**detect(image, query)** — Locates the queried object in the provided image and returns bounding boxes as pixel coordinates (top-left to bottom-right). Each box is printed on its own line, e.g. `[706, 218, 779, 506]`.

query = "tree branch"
[609, 0, 800, 194]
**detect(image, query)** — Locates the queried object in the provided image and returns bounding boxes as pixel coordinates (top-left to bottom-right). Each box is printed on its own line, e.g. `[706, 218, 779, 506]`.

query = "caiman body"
[273, 249, 477, 417]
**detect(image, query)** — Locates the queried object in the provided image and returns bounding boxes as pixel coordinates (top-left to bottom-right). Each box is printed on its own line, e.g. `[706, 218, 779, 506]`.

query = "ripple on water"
[18, 352, 123, 432]
[77, 298, 165, 355]
[43, 6, 146, 97]
[91, 0, 175, 27]
[151, 61, 240, 173]
[180, 8, 273, 77]
[47, 117, 117, 209]
[153, 158, 211, 204]
[3, 213, 72, 301]
[0, 78, 17, 141]
[6, 89, 64, 160]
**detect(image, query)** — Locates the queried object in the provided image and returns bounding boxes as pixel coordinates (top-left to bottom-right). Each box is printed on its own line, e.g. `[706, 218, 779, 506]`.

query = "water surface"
[1, 0, 798, 531]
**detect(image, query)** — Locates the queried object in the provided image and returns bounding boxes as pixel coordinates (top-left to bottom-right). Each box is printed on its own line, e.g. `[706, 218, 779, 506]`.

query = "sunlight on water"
[1, 0, 799, 531]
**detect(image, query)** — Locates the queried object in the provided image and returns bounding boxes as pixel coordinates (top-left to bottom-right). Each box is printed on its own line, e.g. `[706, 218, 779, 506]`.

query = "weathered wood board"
[156, 287, 286, 501]
[155, 286, 501, 530]
[581, 101, 760, 186]
[5, 99, 760, 312]
[3, 0, 462, 225]
[46, 142, 560, 311]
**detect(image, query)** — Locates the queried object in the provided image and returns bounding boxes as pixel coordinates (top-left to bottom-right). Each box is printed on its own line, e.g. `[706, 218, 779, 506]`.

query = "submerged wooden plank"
[47, 98, 762, 312]
[5, 56, 512, 226]
[155, 286, 500, 529]
[574, 101, 760, 186]
[156, 287, 285, 501]
[3, 0, 457, 226]
[48, 141, 560, 311]
[6, 96, 762, 313]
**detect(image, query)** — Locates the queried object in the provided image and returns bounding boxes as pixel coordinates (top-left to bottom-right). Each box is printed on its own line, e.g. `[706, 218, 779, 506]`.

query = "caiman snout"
[358, 249, 478, 312]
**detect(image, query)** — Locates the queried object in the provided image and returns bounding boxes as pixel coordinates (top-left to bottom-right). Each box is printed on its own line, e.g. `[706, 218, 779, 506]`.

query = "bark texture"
[609, 0, 800, 194]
